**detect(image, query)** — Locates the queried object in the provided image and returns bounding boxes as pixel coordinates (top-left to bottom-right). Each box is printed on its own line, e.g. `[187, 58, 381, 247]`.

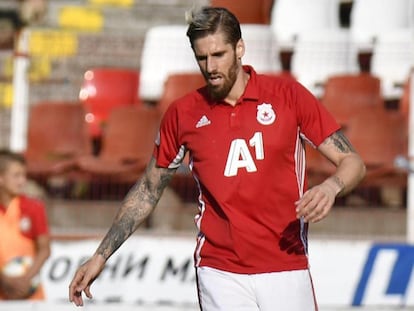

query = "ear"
[236, 39, 245, 59]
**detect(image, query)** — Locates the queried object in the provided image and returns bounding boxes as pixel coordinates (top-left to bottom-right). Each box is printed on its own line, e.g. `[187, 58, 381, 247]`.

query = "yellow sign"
[59, 6, 103, 31]
[89, 0, 134, 7]
[0, 83, 13, 108]
[1, 56, 14, 79]
[29, 56, 51, 82]
[29, 30, 78, 58]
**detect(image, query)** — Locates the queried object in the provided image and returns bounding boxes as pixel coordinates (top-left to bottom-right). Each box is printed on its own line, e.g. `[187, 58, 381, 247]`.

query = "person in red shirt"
[69, 7, 365, 310]
[0, 149, 50, 300]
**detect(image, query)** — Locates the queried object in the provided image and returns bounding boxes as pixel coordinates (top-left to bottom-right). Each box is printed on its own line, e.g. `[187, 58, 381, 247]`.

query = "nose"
[206, 56, 217, 74]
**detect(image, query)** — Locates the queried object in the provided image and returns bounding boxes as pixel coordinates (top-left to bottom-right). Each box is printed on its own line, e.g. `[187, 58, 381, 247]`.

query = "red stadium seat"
[75, 106, 160, 185]
[25, 101, 91, 179]
[79, 68, 141, 139]
[347, 107, 407, 187]
[320, 73, 383, 128]
[210, 0, 274, 24]
[157, 73, 205, 116]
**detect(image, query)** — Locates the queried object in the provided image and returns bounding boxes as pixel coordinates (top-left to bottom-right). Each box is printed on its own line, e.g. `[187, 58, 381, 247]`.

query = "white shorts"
[196, 266, 317, 311]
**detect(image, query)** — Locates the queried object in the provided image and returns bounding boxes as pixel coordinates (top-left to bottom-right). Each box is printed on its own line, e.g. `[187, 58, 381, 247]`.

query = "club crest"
[256, 103, 276, 125]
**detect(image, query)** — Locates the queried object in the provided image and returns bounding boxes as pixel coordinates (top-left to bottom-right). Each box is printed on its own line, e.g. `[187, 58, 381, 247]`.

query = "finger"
[69, 270, 87, 305]
[296, 194, 316, 219]
[295, 189, 313, 209]
[305, 197, 330, 223]
[73, 289, 84, 306]
[84, 285, 93, 299]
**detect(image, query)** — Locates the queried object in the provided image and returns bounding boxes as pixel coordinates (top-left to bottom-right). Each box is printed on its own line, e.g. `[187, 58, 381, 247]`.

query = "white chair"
[291, 29, 358, 97]
[371, 29, 414, 100]
[270, 0, 341, 49]
[139, 25, 199, 102]
[240, 24, 281, 73]
[350, 0, 414, 51]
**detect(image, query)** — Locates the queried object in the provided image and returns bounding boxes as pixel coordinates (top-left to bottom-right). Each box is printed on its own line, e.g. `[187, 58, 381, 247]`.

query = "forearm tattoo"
[331, 175, 346, 195]
[97, 157, 175, 260]
[324, 130, 355, 153]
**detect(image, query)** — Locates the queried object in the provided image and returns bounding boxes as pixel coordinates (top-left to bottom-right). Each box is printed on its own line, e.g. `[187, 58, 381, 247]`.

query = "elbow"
[357, 156, 367, 184]
[360, 164, 367, 183]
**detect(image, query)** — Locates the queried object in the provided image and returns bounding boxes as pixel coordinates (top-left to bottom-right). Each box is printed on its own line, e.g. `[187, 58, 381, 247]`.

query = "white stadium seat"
[291, 29, 358, 97]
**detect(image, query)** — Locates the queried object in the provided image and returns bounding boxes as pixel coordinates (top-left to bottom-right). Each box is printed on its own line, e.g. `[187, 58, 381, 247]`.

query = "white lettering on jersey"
[249, 132, 264, 160]
[224, 132, 264, 177]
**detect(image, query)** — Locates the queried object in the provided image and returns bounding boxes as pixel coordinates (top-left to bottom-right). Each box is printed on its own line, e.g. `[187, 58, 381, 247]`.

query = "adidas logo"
[196, 115, 211, 128]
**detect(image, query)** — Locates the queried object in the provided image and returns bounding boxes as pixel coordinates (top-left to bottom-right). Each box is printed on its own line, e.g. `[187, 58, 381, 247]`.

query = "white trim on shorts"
[196, 266, 318, 311]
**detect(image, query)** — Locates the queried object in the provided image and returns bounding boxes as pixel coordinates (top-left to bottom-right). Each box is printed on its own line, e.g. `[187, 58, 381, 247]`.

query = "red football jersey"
[154, 66, 340, 274]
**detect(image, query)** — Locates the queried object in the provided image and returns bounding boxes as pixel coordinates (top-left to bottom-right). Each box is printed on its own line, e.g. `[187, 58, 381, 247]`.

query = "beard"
[205, 55, 239, 101]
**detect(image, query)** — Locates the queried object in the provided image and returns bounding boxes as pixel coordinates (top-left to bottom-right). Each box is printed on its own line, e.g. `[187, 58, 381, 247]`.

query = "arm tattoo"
[331, 175, 346, 196]
[325, 130, 355, 153]
[96, 157, 176, 260]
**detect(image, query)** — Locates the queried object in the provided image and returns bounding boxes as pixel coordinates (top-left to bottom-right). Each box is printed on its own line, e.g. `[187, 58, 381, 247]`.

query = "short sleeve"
[293, 82, 340, 147]
[31, 199, 49, 237]
[153, 102, 186, 169]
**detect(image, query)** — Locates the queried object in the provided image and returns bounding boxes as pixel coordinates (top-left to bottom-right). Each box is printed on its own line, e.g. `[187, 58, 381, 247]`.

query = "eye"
[196, 55, 207, 61]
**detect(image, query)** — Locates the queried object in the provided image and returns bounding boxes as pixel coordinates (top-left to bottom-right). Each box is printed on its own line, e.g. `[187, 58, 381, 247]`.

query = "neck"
[0, 191, 14, 208]
[224, 66, 250, 106]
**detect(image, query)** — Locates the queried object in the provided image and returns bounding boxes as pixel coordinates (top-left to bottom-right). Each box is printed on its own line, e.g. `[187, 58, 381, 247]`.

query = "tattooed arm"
[296, 130, 366, 223]
[69, 157, 176, 306]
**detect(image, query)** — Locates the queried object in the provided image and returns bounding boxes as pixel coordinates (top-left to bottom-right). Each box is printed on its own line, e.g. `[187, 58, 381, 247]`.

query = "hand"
[68, 254, 106, 306]
[295, 177, 341, 223]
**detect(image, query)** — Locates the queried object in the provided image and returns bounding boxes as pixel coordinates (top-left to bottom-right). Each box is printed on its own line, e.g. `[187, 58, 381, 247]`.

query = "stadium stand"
[347, 106, 408, 206]
[24, 101, 91, 184]
[320, 73, 382, 127]
[73, 105, 160, 199]
[156, 72, 205, 116]
[78, 67, 142, 154]
[349, 0, 414, 73]
[239, 24, 281, 73]
[139, 25, 199, 103]
[270, 0, 342, 50]
[349, 0, 414, 51]
[79, 67, 142, 139]
[370, 29, 414, 101]
[290, 29, 358, 97]
[210, 0, 274, 24]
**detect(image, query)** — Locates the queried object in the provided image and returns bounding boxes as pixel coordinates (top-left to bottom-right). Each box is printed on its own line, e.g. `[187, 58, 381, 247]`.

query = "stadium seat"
[157, 73, 205, 116]
[290, 29, 358, 97]
[240, 24, 281, 73]
[79, 67, 141, 139]
[270, 0, 341, 49]
[139, 25, 199, 103]
[320, 73, 383, 127]
[350, 0, 414, 52]
[25, 101, 91, 179]
[370, 30, 414, 100]
[75, 106, 160, 184]
[347, 107, 408, 188]
[306, 106, 408, 193]
[210, 0, 274, 24]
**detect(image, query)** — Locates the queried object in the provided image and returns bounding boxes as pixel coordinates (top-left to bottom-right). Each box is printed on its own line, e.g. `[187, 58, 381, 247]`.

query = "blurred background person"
[0, 149, 50, 300]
